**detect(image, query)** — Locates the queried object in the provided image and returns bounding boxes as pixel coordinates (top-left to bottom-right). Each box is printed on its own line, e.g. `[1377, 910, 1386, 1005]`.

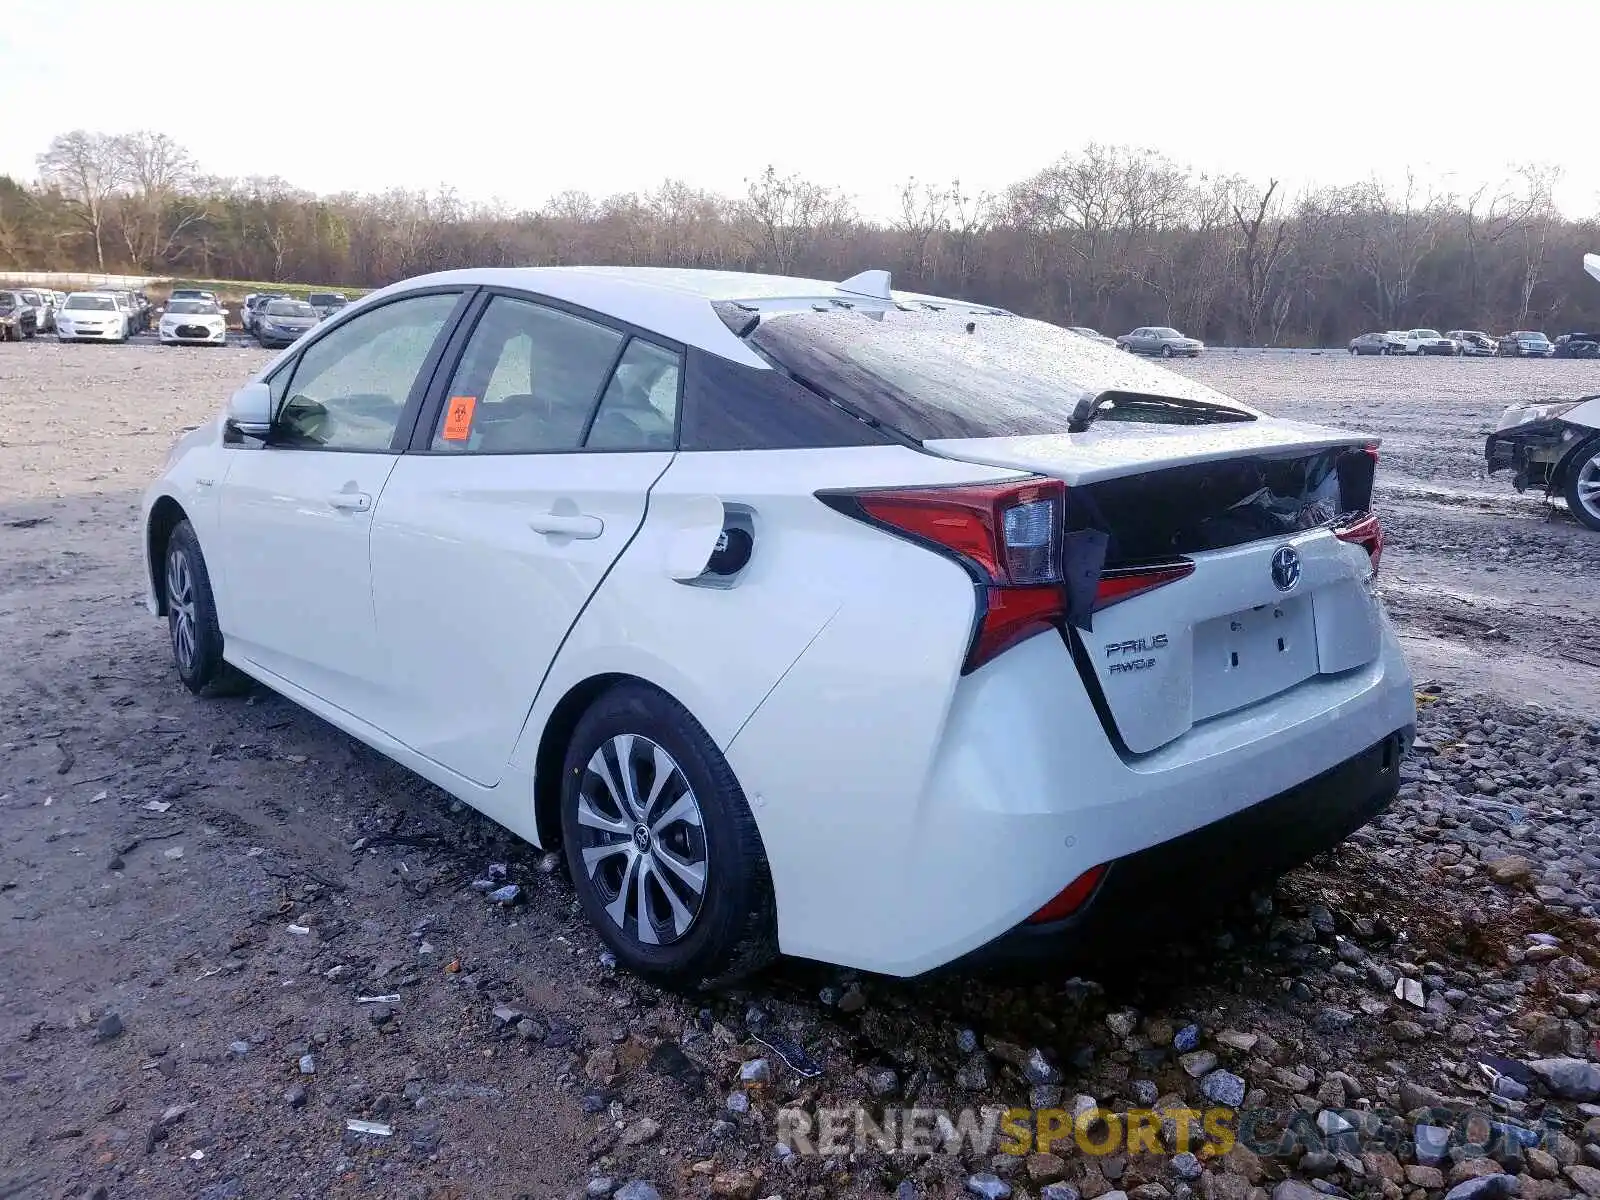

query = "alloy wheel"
[166, 547, 198, 673]
[575, 734, 708, 946]
[1577, 452, 1600, 525]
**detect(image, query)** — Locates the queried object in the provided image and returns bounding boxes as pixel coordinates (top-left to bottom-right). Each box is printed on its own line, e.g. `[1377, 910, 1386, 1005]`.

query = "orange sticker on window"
[442, 395, 476, 441]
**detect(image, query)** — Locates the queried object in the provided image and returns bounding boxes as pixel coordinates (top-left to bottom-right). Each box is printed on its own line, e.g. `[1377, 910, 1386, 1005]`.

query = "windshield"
[744, 307, 1251, 440]
[1414, 330, 1441, 339]
[1515, 331, 1549, 341]
[265, 301, 316, 318]
[307, 293, 346, 306]
[1151, 327, 1182, 339]
[65, 295, 116, 311]
[167, 300, 218, 314]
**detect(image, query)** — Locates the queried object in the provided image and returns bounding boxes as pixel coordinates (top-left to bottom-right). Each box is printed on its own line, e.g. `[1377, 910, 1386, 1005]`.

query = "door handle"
[327, 491, 372, 512]
[529, 512, 603, 539]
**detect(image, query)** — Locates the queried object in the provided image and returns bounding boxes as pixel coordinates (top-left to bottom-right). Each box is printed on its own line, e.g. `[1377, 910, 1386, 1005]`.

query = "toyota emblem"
[1270, 545, 1301, 592]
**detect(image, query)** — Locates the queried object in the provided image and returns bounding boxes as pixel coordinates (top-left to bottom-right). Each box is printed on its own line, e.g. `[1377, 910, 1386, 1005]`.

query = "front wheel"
[163, 520, 245, 695]
[1564, 439, 1600, 533]
[1161, 345, 1175, 358]
[559, 682, 777, 987]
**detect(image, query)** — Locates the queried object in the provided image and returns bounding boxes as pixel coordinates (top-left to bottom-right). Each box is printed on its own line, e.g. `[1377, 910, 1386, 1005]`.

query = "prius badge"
[1270, 545, 1301, 592]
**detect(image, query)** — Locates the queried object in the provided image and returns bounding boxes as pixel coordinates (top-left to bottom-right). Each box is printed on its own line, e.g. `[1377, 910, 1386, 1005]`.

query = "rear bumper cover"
[954, 725, 1410, 969]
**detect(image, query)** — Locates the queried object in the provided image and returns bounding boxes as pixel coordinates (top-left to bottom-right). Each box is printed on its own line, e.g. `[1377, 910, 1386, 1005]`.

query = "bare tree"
[893, 178, 948, 283]
[1230, 178, 1290, 344]
[36, 131, 126, 270]
[1346, 173, 1450, 327]
[1512, 164, 1562, 325]
[113, 130, 206, 268]
[738, 166, 853, 275]
[945, 178, 993, 292]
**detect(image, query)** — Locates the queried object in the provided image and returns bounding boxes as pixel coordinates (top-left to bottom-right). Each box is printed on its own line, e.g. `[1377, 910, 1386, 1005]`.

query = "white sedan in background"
[140, 266, 1414, 984]
[159, 299, 228, 346]
[55, 292, 129, 342]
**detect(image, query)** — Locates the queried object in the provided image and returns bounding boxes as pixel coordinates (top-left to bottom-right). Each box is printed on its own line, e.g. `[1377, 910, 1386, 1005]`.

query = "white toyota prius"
[141, 267, 1415, 985]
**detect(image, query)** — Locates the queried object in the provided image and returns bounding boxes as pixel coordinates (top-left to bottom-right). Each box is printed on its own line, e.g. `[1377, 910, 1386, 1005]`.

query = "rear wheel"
[559, 682, 776, 988]
[1564, 439, 1600, 532]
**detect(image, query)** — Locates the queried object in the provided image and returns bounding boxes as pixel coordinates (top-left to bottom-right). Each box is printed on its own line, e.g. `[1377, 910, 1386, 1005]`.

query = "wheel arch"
[146, 494, 190, 615]
[530, 671, 636, 849]
[1552, 430, 1600, 491]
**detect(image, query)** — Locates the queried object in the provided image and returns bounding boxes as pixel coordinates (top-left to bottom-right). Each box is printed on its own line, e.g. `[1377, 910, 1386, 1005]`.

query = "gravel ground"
[1, 342, 1599, 1200]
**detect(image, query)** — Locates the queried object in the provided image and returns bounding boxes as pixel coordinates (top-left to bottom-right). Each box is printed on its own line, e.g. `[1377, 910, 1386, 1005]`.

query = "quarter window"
[275, 292, 458, 451]
[429, 295, 625, 453]
[585, 339, 681, 451]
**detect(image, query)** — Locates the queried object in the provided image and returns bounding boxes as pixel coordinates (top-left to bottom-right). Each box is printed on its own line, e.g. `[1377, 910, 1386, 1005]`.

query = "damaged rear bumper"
[951, 726, 1411, 971]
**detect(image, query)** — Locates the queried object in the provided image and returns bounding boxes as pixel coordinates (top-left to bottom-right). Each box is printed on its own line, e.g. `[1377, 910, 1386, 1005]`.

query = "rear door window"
[427, 295, 625, 453]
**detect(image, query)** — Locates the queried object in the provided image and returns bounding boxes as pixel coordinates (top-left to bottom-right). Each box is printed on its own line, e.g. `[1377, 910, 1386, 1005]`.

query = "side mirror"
[225, 382, 273, 438]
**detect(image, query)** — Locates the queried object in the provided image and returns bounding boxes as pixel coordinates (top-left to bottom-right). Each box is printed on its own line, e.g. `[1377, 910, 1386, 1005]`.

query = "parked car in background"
[159, 299, 228, 346]
[306, 291, 349, 320]
[55, 292, 129, 342]
[17, 289, 54, 333]
[170, 288, 220, 304]
[140, 264, 1411, 982]
[1446, 330, 1497, 356]
[1553, 332, 1600, 359]
[1116, 326, 1204, 357]
[1397, 329, 1457, 356]
[242, 293, 288, 335]
[1067, 326, 1117, 347]
[252, 298, 320, 347]
[1499, 331, 1554, 357]
[0, 291, 39, 340]
[1348, 332, 1389, 355]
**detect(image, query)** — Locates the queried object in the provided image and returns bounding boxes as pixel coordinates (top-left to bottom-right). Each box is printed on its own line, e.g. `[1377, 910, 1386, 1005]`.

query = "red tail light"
[819, 478, 1068, 672]
[1094, 561, 1196, 609]
[819, 477, 1196, 673]
[1335, 511, 1383, 577]
[1027, 864, 1108, 923]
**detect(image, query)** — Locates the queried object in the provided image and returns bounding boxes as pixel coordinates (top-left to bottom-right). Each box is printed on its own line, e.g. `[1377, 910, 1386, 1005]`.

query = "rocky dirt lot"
[1, 343, 1598, 1200]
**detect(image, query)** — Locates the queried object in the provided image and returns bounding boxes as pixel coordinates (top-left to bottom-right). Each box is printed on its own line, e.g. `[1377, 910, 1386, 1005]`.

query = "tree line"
[3, 129, 1598, 345]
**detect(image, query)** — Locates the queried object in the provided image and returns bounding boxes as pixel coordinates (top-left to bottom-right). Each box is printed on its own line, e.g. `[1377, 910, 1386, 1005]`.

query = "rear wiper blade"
[1072, 393, 1252, 431]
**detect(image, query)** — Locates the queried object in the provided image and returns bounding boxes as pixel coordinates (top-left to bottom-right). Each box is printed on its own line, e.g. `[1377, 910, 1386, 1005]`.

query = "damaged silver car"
[1485, 255, 1600, 532]
[1486, 395, 1600, 531]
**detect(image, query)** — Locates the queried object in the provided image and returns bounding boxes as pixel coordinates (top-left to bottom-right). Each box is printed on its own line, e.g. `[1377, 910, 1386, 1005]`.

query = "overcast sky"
[2, 0, 1593, 219]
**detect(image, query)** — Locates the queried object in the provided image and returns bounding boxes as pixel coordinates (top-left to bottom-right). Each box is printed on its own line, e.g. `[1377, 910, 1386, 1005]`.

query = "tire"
[1563, 438, 1600, 533]
[559, 682, 777, 988]
[163, 520, 247, 696]
[1161, 345, 1175, 358]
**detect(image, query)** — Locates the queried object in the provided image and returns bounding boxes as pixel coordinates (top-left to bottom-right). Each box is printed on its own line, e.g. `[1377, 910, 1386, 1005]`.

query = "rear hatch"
[736, 302, 1386, 755]
[926, 425, 1383, 753]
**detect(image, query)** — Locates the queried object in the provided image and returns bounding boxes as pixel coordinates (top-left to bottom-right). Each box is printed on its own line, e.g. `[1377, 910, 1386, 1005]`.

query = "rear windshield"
[308, 293, 346, 306]
[266, 301, 316, 317]
[744, 307, 1250, 440]
[65, 295, 116, 311]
